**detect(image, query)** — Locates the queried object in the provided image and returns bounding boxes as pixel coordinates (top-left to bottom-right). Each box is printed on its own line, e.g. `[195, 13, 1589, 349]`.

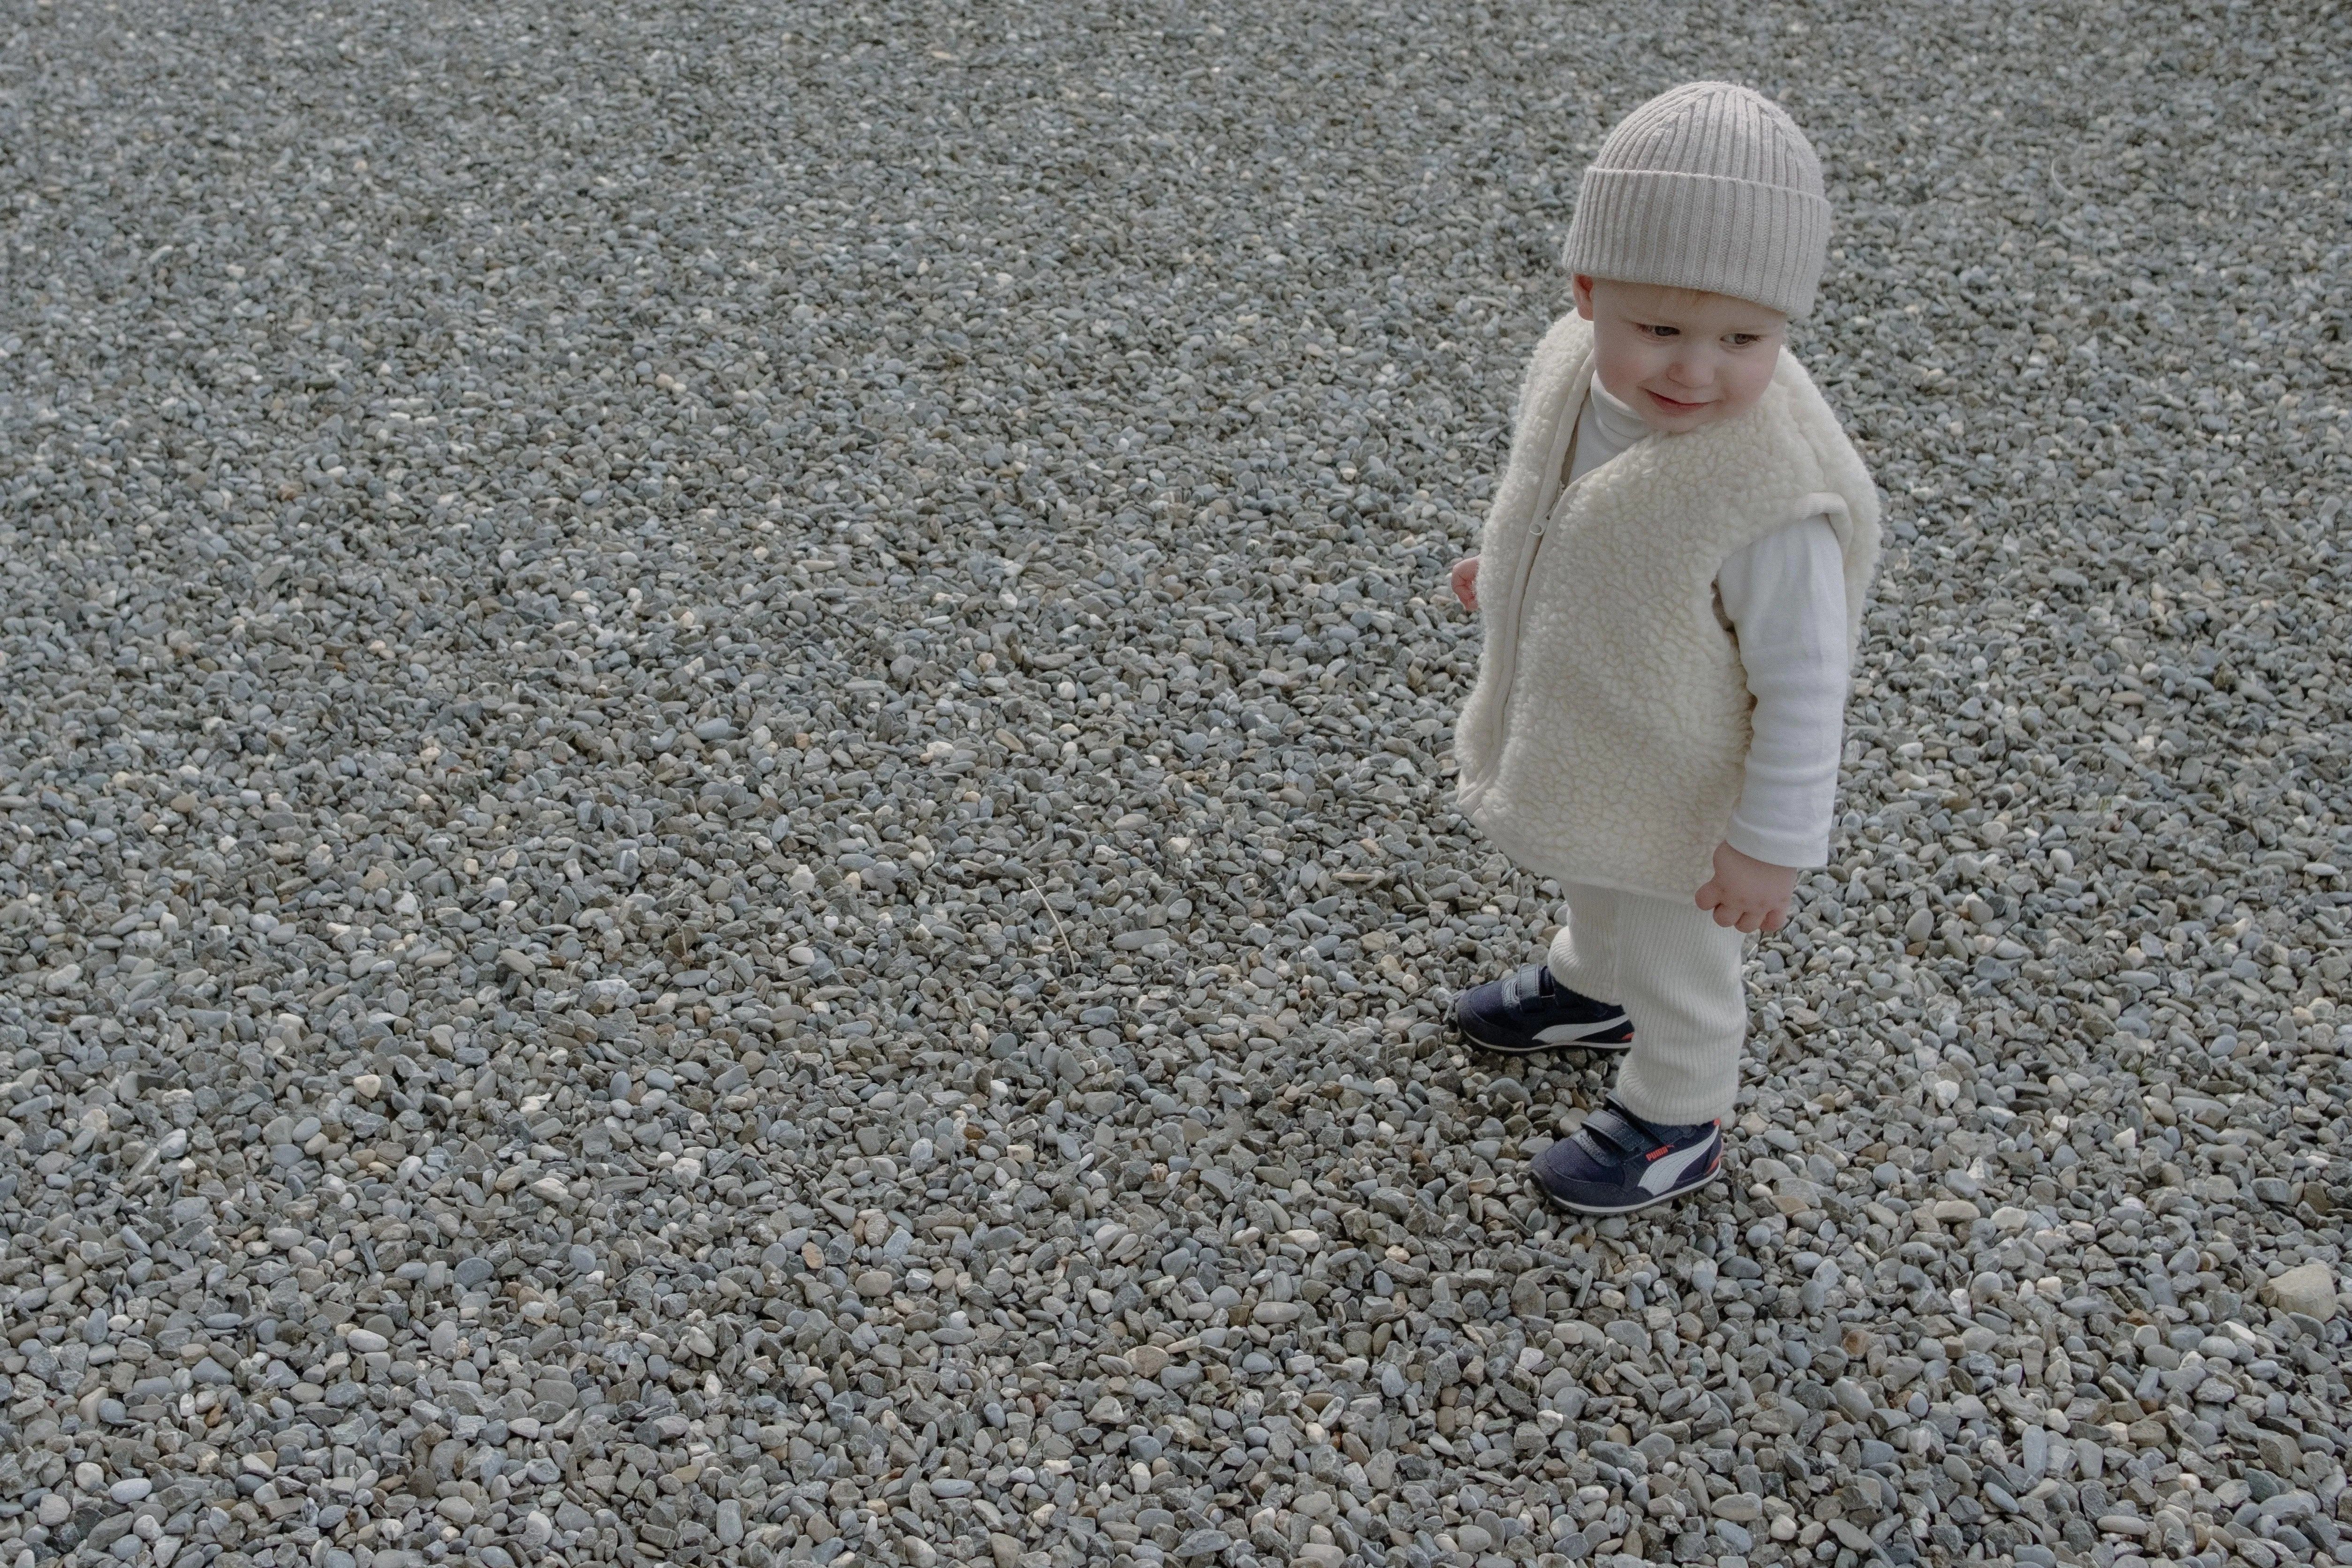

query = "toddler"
[1447, 82, 1882, 1215]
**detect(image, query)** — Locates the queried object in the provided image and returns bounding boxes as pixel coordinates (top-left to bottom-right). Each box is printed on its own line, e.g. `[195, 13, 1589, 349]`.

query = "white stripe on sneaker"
[1533, 1014, 1631, 1044]
[1637, 1135, 1718, 1196]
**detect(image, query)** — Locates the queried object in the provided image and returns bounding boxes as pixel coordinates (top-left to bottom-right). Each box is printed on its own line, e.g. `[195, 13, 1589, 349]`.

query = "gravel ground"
[3, 3, 2351, 1568]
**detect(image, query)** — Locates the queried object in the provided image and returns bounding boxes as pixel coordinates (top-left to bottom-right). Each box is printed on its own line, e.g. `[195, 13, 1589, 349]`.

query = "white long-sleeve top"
[1568, 376, 1851, 869]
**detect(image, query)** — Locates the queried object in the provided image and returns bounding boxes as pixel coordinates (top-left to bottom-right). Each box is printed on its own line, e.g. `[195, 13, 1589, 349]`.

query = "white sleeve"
[1715, 516, 1851, 869]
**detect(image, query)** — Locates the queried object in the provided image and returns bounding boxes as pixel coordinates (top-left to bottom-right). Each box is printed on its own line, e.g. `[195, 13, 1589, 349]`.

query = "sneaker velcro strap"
[1575, 1106, 1654, 1160]
[1501, 964, 1548, 1008]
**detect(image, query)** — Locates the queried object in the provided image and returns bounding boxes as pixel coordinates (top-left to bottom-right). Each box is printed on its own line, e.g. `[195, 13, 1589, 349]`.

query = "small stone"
[1774, 1176, 1824, 1214]
[855, 1269, 895, 1298]
[1830, 1520, 1876, 1553]
[2262, 1264, 2341, 1320]
[1829, 1378, 1874, 1421]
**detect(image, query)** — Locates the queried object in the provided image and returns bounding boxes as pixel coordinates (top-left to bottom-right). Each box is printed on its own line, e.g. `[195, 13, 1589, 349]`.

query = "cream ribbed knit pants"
[1545, 884, 1749, 1125]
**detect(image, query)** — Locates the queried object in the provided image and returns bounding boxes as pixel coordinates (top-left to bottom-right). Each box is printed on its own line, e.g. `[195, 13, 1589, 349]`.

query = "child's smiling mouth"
[1645, 389, 1713, 414]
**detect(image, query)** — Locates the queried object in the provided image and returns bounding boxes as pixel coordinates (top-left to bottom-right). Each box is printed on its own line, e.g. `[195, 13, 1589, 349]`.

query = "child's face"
[1573, 275, 1789, 434]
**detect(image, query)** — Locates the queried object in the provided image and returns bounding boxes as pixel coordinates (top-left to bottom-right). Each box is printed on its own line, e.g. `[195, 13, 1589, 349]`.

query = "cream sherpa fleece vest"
[1454, 313, 1881, 899]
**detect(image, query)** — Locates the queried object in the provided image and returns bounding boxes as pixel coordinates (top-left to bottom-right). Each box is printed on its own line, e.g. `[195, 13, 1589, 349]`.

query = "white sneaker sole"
[1456, 1015, 1634, 1055]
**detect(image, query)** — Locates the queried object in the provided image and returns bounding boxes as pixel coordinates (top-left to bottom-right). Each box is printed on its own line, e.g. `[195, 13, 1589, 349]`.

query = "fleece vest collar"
[1453, 313, 1882, 899]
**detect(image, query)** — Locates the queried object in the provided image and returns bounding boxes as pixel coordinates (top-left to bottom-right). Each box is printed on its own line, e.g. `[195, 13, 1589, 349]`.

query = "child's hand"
[1696, 841, 1800, 934]
[1449, 555, 1480, 611]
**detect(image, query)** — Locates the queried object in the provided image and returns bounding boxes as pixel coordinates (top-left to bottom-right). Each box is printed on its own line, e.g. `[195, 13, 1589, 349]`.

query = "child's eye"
[1642, 324, 1679, 339]
[1726, 333, 1760, 347]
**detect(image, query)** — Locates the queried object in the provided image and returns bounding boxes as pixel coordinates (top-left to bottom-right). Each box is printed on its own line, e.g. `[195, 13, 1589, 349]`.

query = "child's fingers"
[1448, 558, 1480, 609]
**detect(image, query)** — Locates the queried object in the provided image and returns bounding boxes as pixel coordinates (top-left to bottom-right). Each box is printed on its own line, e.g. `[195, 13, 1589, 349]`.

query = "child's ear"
[1571, 274, 1597, 320]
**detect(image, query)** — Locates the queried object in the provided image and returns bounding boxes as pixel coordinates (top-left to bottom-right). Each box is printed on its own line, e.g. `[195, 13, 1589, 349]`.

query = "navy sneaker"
[1533, 1099, 1723, 1215]
[1453, 964, 1632, 1055]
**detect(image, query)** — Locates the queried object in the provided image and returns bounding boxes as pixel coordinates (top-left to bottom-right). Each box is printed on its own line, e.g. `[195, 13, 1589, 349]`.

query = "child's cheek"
[1737, 358, 1778, 408]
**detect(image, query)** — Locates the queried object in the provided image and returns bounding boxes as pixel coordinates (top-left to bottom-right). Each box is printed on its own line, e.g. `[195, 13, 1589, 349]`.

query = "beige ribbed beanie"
[1563, 81, 1831, 319]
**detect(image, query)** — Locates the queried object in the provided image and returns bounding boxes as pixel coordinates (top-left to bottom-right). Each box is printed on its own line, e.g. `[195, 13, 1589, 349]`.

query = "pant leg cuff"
[1546, 936, 1613, 1000]
[1611, 1066, 1736, 1129]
